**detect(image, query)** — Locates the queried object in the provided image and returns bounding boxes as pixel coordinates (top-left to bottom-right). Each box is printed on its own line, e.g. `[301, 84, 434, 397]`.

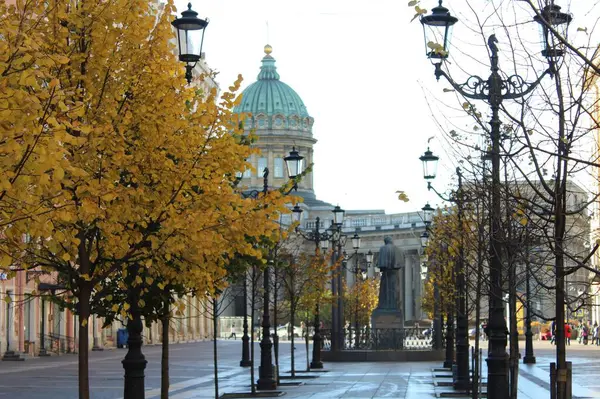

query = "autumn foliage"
[0, 1, 289, 397]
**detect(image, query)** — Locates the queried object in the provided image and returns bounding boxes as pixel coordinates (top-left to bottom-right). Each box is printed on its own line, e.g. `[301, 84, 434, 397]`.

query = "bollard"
[566, 361, 572, 399]
[478, 349, 483, 399]
[550, 362, 556, 399]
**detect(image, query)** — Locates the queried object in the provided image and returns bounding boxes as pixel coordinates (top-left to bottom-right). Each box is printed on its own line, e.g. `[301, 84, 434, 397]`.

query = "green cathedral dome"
[235, 45, 313, 133]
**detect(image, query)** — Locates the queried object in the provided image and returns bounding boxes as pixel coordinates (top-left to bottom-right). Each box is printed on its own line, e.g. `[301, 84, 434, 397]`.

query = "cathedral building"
[220, 45, 429, 335]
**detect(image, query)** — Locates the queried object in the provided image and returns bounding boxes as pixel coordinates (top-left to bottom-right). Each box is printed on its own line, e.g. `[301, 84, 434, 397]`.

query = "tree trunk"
[554, 59, 569, 399]
[504, 162, 519, 399]
[472, 211, 484, 399]
[212, 297, 219, 399]
[78, 284, 91, 399]
[250, 283, 256, 395]
[305, 312, 310, 371]
[290, 308, 295, 378]
[509, 267, 519, 399]
[161, 312, 170, 399]
[273, 266, 279, 384]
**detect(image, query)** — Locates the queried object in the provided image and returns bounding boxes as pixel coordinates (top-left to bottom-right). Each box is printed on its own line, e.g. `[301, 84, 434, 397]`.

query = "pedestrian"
[582, 323, 589, 345]
[228, 324, 236, 340]
[550, 321, 556, 345]
[565, 323, 571, 345]
[593, 323, 599, 345]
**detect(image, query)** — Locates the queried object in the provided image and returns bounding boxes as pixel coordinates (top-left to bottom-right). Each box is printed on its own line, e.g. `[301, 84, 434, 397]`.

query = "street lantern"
[284, 147, 304, 179]
[292, 204, 303, 223]
[420, 0, 458, 60]
[366, 250, 374, 266]
[420, 231, 430, 248]
[419, 148, 439, 180]
[332, 205, 345, 227]
[320, 238, 329, 251]
[420, 263, 428, 280]
[534, 4, 572, 60]
[422, 203, 434, 226]
[351, 233, 361, 251]
[171, 3, 209, 84]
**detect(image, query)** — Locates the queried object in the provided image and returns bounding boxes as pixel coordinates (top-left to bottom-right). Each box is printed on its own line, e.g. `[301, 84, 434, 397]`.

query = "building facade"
[224, 45, 429, 334]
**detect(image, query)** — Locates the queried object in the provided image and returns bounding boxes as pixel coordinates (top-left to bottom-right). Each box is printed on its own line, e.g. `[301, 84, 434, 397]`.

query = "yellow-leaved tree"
[422, 209, 460, 322]
[0, 0, 75, 257]
[343, 277, 379, 330]
[1, 1, 290, 398]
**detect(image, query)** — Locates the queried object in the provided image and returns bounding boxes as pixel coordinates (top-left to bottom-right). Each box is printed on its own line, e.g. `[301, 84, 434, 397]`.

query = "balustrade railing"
[318, 327, 433, 351]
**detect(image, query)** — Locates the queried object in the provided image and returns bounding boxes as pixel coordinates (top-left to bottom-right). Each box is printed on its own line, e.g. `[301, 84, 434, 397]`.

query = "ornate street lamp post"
[292, 206, 343, 369]
[232, 148, 304, 388]
[419, 228, 443, 352]
[172, 3, 209, 84]
[253, 148, 304, 390]
[419, 148, 468, 390]
[344, 234, 368, 349]
[420, 2, 571, 398]
[354, 250, 373, 349]
[523, 251, 536, 364]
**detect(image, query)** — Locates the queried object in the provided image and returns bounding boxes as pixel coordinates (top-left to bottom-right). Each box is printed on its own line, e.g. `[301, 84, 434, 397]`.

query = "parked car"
[540, 329, 552, 340]
[468, 328, 477, 338]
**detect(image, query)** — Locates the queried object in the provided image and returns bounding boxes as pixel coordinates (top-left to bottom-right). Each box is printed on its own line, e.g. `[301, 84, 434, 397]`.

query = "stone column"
[17, 272, 25, 353]
[2, 287, 23, 361]
[593, 283, 600, 327]
[199, 300, 205, 339]
[404, 255, 413, 321]
[7, 290, 15, 351]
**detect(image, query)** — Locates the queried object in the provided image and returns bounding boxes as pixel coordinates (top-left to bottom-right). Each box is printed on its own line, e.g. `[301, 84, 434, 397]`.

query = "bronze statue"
[376, 236, 404, 310]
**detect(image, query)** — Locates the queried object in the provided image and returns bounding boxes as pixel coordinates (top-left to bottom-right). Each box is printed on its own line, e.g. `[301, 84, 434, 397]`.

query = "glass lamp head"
[534, 4, 572, 61]
[171, 3, 209, 64]
[419, 147, 439, 180]
[351, 233, 361, 250]
[332, 205, 345, 227]
[284, 147, 304, 179]
[420, 0, 458, 60]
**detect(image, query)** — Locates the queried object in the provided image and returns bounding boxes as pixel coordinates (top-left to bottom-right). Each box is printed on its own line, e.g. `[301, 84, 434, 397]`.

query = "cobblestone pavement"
[1, 340, 600, 398]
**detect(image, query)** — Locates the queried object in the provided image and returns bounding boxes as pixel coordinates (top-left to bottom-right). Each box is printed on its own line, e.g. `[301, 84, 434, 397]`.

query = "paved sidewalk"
[432, 352, 600, 399]
[155, 361, 439, 399]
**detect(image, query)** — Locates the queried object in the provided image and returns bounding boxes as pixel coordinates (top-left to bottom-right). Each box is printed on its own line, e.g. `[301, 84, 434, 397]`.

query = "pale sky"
[174, 0, 599, 215]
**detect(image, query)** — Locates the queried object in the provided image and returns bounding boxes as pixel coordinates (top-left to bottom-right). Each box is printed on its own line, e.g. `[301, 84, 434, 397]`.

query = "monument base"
[371, 308, 404, 330]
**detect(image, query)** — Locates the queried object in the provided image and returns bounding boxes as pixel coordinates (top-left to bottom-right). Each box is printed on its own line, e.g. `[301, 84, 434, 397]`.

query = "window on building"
[274, 158, 284, 178]
[257, 158, 267, 176]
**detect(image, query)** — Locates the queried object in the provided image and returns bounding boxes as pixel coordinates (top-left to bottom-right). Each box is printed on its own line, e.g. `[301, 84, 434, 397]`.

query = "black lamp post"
[240, 268, 252, 367]
[292, 206, 342, 369]
[420, 206, 444, 353]
[523, 251, 536, 364]
[346, 234, 363, 349]
[420, 2, 570, 398]
[236, 170, 270, 369]
[419, 148, 468, 390]
[171, 3, 209, 84]
[250, 148, 304, 390]
[330, 206, 346, 352]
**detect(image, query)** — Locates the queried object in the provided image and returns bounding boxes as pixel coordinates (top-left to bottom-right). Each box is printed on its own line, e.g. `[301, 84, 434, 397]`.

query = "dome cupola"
[235, 45, 313, 133]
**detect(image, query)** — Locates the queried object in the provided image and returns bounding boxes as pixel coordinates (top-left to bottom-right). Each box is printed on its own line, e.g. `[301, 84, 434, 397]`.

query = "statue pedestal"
[371, 309, 404, 330]
[370, 309, 405, 350]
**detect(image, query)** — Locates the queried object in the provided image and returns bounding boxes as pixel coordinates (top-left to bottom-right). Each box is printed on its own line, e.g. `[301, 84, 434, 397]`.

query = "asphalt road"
[0, 338, 310, 399]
